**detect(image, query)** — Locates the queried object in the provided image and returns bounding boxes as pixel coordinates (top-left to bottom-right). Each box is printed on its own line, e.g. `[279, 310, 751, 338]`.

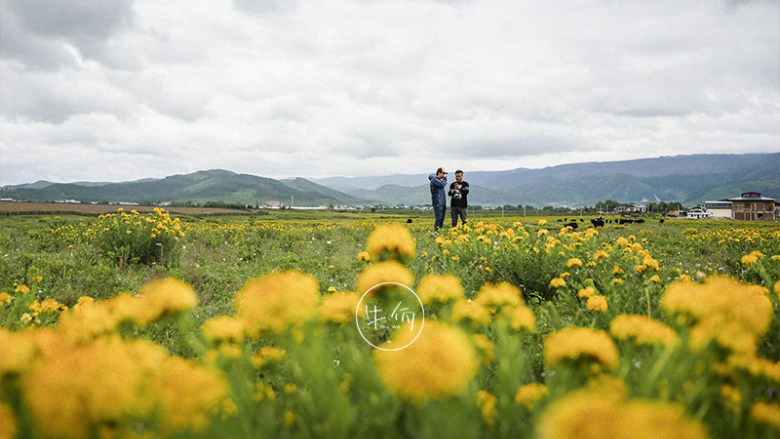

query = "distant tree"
[595, 199, 621, 212]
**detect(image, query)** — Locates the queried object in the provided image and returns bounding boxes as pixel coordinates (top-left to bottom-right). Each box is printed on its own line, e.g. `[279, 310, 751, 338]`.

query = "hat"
[437, 167, 448, 175]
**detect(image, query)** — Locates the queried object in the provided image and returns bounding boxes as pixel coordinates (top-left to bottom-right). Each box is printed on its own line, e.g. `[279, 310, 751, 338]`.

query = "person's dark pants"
[433, 205, 445, 231]
[451, 207, 467, 227]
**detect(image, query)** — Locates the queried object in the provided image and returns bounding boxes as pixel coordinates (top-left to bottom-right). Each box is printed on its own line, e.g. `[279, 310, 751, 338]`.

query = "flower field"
[1, 209, 779, 438]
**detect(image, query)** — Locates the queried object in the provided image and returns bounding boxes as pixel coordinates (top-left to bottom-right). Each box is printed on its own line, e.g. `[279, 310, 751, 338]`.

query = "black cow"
[590, 218, 605, 227]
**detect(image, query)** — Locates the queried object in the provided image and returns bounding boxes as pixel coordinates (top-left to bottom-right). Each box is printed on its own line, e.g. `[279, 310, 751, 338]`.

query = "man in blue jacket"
[428, 167, 447, 232]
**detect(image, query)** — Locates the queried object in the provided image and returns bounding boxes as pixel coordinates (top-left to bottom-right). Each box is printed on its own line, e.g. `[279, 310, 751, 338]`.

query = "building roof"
[728, 191, 776, 202]
[729, 195, 776, 202]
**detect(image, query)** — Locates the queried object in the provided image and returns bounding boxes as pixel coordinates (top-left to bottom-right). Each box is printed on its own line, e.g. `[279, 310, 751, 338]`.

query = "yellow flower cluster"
[373, 321, 478, 402]
[417, 273, 464, 305]
[661, 276, 772, 355]
[237, 270, 320, 337]
[319, 291, 362, 325]
[355, 260, 415, 296]
[538, 391, 707, 439]
[609, 314, 678, 347]
[476, 390, 497, 426]
[1, 293, 230, 439]
[365, 223, 416, 262]
[515, 382, 548, 408]
[741, 250, 765, 265]
[544, 327, 619, 372]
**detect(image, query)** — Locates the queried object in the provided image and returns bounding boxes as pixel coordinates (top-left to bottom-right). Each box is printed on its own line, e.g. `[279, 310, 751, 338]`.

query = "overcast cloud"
[1, 0, 778, 185]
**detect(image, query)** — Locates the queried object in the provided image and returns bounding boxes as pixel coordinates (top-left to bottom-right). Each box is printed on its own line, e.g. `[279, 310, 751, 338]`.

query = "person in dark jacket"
[428, 167, 447, 231]
[448, 169, 469, 227]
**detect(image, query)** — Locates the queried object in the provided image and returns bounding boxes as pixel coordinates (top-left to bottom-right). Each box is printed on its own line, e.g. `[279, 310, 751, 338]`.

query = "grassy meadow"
[1, 208, 779, 438]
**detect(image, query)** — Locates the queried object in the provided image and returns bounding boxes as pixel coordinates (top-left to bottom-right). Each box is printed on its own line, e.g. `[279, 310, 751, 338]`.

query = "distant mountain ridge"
[318, 153, 779, 207]
[2, 154, 777, 207]
[0, 169, 364, 207]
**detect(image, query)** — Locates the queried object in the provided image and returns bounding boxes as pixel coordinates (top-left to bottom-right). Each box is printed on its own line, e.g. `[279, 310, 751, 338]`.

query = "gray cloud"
[233, 0, 299, 15]
[1, 0, 778, 185]
[1, 0, 136, 69]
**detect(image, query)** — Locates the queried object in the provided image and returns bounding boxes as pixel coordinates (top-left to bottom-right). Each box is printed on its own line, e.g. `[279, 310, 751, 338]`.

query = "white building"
[686, 206, 713, 219]
[704, 200, 732, 218]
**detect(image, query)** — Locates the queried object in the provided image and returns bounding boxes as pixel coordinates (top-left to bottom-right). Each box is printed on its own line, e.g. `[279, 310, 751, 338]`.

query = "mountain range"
[2, 153, 778, 208]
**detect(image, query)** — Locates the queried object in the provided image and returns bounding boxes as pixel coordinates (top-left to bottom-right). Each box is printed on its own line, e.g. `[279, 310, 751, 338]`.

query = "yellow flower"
[237, 270, 320, 337]
[586, 295, 608, 312]
[0, 292, 12, 305]
[549, 277, 566, 288]
[373, 321, 478, 402]
[475, 282, 523, 316]
[586, 374, 629, 398]
[538, 219, 548, 226]
[202, 316, 245, 342]
[476, 390, 497, 426]
[741, 250, 765, 265]
[417, 274, 464, 305]
[661, 276, 772, 355]
[544, 327, 619, 372]
[357, 250, 371, 262]
[0, 401, 17, 439]
[749, 401, 780, 430]
[148, 356, 230, 435]
[15, 284, 30, 294]
[319, 292, 361, 324]
[511, 306, 537, 332]
[136, 277, 199, 325]
[450, 299, 492, 327]
[593, 250, 609, 260]
[566, 258, 583, 268]
[578, 286, 597, 299]
[21, 337, 169, 439]
[355, 260, 415, 296]
[610, 314, 678, 347]
[366, 224, 416, 261]
[515, 383, 548, 408]
[0, 328, 38, 376]
[537, 391, 708, 439]
[251, 346, 287, 368]
[283, 410, 296, 426]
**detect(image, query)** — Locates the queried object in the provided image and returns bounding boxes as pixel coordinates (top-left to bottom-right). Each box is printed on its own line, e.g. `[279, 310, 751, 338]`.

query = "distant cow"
[564, 222, 578, 230]
[590, 218, 605, 227]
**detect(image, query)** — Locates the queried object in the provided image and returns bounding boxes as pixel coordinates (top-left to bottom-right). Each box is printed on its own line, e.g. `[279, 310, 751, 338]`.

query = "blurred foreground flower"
[544, 327, 618, 372]
[661, 276, 772, 355]
[537, 391, 707, 439]
[366, 224, 416, 262]
[373, 321, 478, 402]
[237, 270, 319, 337]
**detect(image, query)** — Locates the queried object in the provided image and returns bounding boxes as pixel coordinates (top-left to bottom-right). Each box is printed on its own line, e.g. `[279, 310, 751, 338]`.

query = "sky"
[1, 0, 778, 186]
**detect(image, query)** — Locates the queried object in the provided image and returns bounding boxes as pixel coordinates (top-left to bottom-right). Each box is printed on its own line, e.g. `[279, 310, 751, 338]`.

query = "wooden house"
[728, 192, 776, 221]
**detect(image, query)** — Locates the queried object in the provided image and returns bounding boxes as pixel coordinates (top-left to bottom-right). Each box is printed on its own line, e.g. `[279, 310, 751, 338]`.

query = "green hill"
[0, 170, 363, 207]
